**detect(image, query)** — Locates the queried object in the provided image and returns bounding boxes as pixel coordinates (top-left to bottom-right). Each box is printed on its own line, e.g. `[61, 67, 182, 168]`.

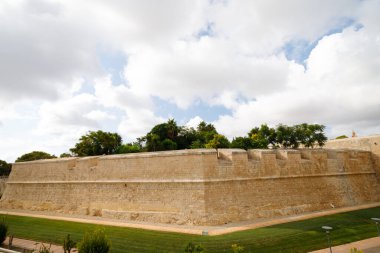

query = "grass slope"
[2, 207, 380, 253]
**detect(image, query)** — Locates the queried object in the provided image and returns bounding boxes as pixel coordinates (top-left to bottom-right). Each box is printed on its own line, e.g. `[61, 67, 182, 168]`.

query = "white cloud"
[118, 109, 165, 141]
[125, 38, 292, 109]
[0, 0, 101, 103]
[36, 93, 100, 135]
[1, 0, 380, 161]
[215, 21, 380, 139]
[186, 116, 203, 129]
[84, 110, 116, 121]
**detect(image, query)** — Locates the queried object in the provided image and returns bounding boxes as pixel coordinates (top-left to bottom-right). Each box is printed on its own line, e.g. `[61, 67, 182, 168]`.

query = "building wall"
[1, 148, 379, 225]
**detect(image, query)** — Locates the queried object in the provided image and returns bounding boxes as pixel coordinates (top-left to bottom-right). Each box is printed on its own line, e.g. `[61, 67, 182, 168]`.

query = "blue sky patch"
[97, 46, 128, 85]
[283, 17, 356, 66]
[196, 22, 215, 39]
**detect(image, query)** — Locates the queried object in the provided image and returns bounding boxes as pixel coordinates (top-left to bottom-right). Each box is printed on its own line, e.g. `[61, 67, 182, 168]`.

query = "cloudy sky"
[1, 0, 380, 162]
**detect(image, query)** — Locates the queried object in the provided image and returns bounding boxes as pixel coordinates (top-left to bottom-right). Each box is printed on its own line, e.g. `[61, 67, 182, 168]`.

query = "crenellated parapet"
[215, 148, 374, 179]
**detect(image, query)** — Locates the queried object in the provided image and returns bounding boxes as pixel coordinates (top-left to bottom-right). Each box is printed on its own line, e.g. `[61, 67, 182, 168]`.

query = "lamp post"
[322, 226, 333, 253]
[371, 218, 380, 236]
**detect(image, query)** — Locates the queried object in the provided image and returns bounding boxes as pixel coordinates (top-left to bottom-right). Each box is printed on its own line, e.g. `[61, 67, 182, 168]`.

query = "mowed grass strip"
[2, 207, 380, 253]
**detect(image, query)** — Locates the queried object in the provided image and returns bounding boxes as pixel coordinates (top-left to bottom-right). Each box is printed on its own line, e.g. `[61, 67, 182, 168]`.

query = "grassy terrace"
[2, 207, 380, 253]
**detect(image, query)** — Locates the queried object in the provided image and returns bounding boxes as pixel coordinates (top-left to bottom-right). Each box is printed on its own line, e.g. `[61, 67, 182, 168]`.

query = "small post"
[322, 226, 333, 253]
[371, 218, 380, 236]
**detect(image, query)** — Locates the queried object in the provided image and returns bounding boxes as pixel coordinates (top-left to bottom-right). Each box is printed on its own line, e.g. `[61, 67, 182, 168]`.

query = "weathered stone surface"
[1, 146, 379, 225]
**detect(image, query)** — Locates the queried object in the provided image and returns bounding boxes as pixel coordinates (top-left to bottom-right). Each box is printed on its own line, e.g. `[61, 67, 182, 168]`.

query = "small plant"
[231, 243, 244, 253]
[77, 229, 111, 253]
[184, 242, 204, 253]
[0, 218, 8, 244]
[350, 248, 364, 253]
[36, 243, 53, 253]
[63, 234, 76, 253]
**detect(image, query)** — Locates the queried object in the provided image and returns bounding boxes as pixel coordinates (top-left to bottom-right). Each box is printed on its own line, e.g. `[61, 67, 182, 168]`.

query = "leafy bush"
[0, 218, 8, 244]
[63, 234, 76, 253]
[184, 242, 204, 253]
[231, 243, 244, 253]
[36, 244, 53, 253]
[350, 248, 363, 253]
[78, 229, 111, 253]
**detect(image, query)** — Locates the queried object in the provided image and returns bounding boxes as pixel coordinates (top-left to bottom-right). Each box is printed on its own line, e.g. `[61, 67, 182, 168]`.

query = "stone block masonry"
[1, 147, 379, 225]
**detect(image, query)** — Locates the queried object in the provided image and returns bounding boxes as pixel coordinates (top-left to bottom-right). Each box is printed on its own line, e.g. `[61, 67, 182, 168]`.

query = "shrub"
[78, 229, 111, 253]
[184, 242, 204, 253]
[0, 218, 8, 244]
[350, 248, 363, 253]
[36, 244, 53, 253]
[231, 243, 244, 253]
[63, 234, 76, 253]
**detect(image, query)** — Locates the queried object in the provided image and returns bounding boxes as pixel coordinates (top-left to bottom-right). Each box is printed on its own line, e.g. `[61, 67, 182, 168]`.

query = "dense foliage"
[19, 120, 328, 160]
[0, 218, 8, 244]
[15, 151, 56, 162]
[70, 130, 122, 156]
[0, 160, 11, 176]
[231, 123, 327, 149]
[141, 119, 229, 151]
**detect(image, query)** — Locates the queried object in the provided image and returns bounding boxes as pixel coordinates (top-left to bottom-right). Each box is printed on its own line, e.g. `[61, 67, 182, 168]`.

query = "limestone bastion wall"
[325, 135, 380, 176]
[1, 148, 379, 226]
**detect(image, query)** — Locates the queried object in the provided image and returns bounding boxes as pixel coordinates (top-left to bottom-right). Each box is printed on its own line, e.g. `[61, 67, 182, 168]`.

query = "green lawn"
[2, 207, 380, 253]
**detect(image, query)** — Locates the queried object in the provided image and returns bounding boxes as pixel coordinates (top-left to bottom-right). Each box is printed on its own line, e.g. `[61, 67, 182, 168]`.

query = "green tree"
[230, 137, 255, 150]
[0, 160, 11, 176]
[294, 123, 327, 148]
[312, 124, 328, 147]
[205, 134, 230, 149]
[161, 138, 178, 150]
[60, 153, 72, 158]
[336, 135, 348, 139]
[16, 151, 56, 162]
[166, 118, 179, 140]
[70, 131, 122, 156]
[275, 123, 327, 149]
[145, 133, 161, 151]
[188, 121, 218, 149]
[275, 124, 298, 148]
[196, 121, 218, 145]
[144, 119, 181, 151]
[176, 127, 198, 150]
[248, 124, 276, 148]
[116, 143, 141, 154]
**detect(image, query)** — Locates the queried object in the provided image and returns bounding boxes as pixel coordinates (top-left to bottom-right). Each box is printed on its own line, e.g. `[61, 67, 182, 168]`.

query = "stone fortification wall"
[325, 135, 380, 176]
[1, 148, 379, 225]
